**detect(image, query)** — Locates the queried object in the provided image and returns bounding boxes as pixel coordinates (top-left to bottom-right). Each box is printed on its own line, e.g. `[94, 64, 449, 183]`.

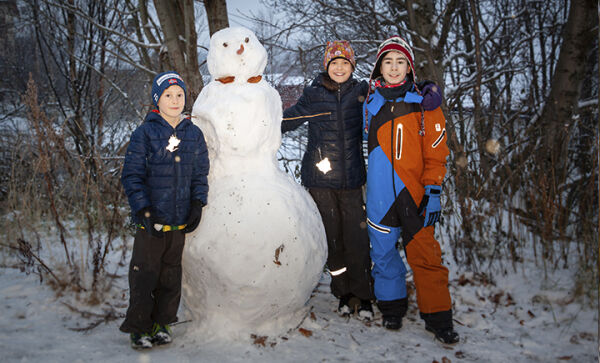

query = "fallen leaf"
[273, 244, 285, 266]
[251, 334, 267, 347]
[557, 356, 572, 360]
[455, 351, 465, 359]
[298, 328, 312, 337]
[442, 357, 452, 363]
[505, 293, 515, 306]
[457, 274, 470, 286]
[310, 312, 316, 321]
[490, 291, 503, 304]
[527, 310, 535, 318]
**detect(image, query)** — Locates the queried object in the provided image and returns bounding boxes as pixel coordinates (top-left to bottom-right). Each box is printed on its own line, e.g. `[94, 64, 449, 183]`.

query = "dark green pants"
[120, 229, 185, 334]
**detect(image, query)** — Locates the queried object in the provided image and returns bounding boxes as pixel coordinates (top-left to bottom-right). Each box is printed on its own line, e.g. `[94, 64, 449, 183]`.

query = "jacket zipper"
[337, 86, 346, 188]
[173, 127, 180, 224]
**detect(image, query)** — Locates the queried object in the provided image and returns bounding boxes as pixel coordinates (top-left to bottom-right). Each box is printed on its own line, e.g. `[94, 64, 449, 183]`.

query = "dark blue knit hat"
[152, 71, 186, 107]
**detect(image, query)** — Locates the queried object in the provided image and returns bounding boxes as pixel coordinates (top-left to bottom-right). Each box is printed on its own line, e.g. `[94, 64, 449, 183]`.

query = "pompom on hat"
[370, 36, 416, 82]
[323, 40, 356, 70]
[151, 71, 187, 107]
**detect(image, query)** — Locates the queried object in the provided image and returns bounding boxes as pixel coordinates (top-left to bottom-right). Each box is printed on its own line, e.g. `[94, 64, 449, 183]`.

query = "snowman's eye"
[223, 42, 228, 47]
[244, 37, 249, 43]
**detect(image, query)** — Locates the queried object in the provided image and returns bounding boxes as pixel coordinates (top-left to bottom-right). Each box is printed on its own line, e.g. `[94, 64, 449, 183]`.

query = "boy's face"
[327, 58, 353, 84]
[157, 85, 185, 122]
[380, 51, 411, 85]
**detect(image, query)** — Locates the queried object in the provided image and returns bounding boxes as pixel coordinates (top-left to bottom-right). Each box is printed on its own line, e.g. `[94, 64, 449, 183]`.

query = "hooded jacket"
[363, 81, 448, 224]
[282, 73, 368, 189]
[121, 111, 209, 226]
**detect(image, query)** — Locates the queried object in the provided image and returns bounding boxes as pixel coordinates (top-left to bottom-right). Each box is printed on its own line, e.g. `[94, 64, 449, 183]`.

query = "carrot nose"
[237, 44, 244, 55]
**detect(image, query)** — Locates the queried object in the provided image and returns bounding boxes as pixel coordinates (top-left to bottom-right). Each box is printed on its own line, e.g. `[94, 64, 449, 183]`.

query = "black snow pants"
[119, 228, 185, 334]
[309, 187, 374, 301]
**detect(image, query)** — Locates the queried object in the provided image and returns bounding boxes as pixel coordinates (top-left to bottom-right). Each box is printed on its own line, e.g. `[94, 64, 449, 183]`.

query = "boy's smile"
[380, 51, 411, 85]
[327, 58, 353, 84]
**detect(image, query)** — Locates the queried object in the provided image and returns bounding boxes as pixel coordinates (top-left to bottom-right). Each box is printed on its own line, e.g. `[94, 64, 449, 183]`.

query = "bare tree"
[154, 0, 204, 102]
[255, 0, 598, 286]
[3, 0, 233, 302]
[204, 0, 229, 36]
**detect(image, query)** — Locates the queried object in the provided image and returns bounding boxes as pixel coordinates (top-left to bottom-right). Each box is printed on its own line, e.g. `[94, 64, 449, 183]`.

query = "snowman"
[182, 27, 327, 340]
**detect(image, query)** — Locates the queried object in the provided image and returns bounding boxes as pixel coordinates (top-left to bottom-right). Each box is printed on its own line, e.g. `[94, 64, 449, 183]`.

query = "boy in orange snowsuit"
[363, 36, 459, 344]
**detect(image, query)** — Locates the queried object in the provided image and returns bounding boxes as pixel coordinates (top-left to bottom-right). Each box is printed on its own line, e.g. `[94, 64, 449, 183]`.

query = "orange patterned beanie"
[323, 40, 356, 70]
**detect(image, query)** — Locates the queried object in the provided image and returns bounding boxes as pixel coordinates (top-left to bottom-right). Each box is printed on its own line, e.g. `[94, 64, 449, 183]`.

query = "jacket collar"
[145, 110, 192, 130]
[314, 72, 357, 93]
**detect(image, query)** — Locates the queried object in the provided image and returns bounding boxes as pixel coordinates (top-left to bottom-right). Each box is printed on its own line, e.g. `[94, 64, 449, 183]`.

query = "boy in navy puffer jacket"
[282, 41, 442, 321]
[120, 71, 209, 349]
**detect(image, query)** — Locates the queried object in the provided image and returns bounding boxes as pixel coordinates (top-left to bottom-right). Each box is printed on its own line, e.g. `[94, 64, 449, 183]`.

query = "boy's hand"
[417, 185, 442, 227]
[137, 207, 164, 238]
[418, 81, 443, 111]
[183, 200, 204, 233]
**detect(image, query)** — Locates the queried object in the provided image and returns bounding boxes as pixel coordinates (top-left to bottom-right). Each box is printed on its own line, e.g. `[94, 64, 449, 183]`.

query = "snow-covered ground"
[0, 245, 596, 363]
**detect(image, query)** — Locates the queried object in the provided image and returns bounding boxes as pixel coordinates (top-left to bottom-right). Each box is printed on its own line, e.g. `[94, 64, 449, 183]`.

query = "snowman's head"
[207, 27, 268, 82]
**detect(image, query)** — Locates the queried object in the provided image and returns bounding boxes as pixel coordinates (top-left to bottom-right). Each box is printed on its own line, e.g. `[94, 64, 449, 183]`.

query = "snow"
[0, 251, 596, 362]
[185, 27, 327, 339]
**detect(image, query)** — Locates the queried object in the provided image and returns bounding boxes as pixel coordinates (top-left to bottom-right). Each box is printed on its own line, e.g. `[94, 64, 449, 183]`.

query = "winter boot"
[130, 332, 153, 349]
[420, 310, 459, 344]
[151, 323, 172, 345]
[425, 325, 460, 344]
[357, 299, 374, 321]
[377, 298, 407, 330]
[382, 315, 403, 330]
[337, 294, 353, 317]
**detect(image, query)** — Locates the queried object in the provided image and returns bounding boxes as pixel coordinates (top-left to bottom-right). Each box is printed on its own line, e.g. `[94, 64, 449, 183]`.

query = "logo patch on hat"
[168, 78, 178, 84]
[156, 72, 183, 86]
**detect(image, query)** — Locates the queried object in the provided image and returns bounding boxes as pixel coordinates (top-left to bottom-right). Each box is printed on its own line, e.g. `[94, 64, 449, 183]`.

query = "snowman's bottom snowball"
[181, 175, 327, 339]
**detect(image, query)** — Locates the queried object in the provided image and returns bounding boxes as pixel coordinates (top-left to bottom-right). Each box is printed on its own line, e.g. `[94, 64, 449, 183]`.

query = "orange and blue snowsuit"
[363, 84, 453, 325]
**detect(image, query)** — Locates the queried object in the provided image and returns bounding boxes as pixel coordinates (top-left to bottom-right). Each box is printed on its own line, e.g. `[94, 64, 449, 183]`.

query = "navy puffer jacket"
[282, 73, 368, 189]
[121, 111, 209, 225]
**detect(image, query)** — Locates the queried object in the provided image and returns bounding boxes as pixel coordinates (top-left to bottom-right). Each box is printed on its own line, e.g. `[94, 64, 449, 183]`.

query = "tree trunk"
[531, 0, 597, 244]
[204, 0, 229, 36]
[538, 0, 596, 157]
[153, 0, 203, 106]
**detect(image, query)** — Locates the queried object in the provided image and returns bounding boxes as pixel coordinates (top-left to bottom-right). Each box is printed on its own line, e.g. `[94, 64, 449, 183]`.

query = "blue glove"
[417, 185, 442, 227]
[417, 81, 443, 111]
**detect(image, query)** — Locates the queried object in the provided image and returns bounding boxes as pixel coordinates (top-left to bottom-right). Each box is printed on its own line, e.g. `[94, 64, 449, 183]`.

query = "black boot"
[357, 299, 374, 321]
[425, 325, 460, 344]
[382, 315, 402, 330]
[377, 298, 407, 330]
[337, 293, 353, 316]
[420, 310, 459, 344]
[130, 332, 152, 349]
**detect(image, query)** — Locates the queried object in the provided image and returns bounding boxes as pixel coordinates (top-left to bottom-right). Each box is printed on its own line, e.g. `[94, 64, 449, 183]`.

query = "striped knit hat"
[151, 71, 187, 107]
[370, 36, 416, 82]
[323, 40, 356, 70]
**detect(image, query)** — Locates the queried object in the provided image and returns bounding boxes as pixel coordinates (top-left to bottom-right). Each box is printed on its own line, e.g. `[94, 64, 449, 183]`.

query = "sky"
[227, 0, 268, 29]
